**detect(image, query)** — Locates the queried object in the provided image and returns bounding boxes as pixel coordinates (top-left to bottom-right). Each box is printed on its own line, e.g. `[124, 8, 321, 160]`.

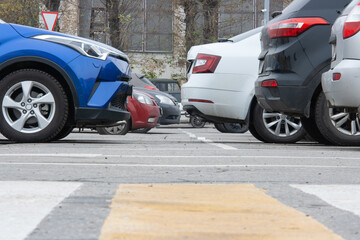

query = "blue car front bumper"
[68, 55, 133, 126]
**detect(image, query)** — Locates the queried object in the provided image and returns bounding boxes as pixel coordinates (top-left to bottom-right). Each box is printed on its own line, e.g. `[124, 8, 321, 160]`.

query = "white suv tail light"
[192, 54, 221, 74]
[343, 2, 360, 39]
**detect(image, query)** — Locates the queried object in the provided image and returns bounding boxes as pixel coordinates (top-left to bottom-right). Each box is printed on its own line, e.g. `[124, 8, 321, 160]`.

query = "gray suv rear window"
[282, 0, 310, 15]
[283, 0, 350, 14]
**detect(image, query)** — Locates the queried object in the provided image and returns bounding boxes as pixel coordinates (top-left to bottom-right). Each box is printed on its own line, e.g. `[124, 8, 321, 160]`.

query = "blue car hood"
[10, 23, 65, 38]
[10, 23, 129, 62]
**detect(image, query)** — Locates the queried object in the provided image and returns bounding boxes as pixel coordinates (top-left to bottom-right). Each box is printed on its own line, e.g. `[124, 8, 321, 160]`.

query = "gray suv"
[255, 0, 355, 145]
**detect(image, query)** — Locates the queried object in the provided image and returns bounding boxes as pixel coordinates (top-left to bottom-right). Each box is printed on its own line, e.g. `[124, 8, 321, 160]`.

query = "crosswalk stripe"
[99, 184, 344, 240]
[0, 181, 82, 240]
[291, 184, 360, 218]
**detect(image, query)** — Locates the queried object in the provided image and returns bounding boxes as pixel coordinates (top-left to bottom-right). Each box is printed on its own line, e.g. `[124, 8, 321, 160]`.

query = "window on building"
[218, 0, 285, 38]
[218, 0, 256, 38]
[127, 0, 174, 53]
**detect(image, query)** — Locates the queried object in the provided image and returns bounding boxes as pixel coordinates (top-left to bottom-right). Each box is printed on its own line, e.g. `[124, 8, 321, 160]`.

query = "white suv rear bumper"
[322, 59, 360, 109]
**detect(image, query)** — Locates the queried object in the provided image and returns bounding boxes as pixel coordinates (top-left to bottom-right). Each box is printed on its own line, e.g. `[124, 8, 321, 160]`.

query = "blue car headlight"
[33, 34, 129, 61]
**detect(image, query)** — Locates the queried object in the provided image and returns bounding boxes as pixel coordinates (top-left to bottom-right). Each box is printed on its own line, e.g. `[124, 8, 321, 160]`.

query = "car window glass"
[156, 83, 168, 91]
[141, 77, 157, 88]
[169, 83, 180, 91]
[130, 74, 157, 88]
[0, 19, 5, 23]
[130, 75, 147, 88]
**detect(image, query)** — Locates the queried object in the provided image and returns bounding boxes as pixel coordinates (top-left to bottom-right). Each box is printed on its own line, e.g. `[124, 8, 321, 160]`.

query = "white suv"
[322, 0, 360, 144]
[182, 28, 306, 143]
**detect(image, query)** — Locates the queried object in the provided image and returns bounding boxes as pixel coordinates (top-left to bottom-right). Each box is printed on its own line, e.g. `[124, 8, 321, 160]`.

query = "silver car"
[322, 0, 360, 111]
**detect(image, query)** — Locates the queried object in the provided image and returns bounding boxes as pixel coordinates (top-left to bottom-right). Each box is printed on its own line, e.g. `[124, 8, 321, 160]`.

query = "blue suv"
[0, 20, 132, 142]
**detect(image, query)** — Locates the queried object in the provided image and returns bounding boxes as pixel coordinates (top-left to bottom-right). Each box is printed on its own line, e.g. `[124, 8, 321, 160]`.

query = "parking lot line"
[1, 162, 360, 169]
[182, 131, 238, 150]
[197, 137, 238, 150]
[1, 154, 360, 161]
[99, 184, 343, 240]
[0, 153, 102, 158]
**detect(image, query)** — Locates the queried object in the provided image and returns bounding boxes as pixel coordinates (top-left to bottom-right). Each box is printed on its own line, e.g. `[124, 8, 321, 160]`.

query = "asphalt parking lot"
[1, 124, 360, 240]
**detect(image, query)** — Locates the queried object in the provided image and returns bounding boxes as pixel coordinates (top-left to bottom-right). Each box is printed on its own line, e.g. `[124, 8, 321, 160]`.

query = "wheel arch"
[303, 60, 331, 117]
[309, 83, 323, 117]
[0, 57, 78, 124]
[249, 96, 258, 123]
[129, 116, 133, 130]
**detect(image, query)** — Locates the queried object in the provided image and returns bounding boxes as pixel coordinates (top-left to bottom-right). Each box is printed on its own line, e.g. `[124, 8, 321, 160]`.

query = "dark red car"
[97, 89, 160, 135]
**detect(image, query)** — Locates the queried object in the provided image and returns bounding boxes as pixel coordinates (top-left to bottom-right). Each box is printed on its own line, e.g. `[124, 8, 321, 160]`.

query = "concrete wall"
[128, 4, 186, 80]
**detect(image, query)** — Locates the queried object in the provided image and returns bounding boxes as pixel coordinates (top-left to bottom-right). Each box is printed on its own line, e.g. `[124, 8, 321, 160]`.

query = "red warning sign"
[41, 11, 59, 31]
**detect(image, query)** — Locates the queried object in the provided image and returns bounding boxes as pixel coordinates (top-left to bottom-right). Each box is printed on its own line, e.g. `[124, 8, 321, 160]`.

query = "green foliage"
[118, 14, 132, 24]
[0, 0, 40, 27]
[171, 73, 186, 85]
[141, 69, 158, 79]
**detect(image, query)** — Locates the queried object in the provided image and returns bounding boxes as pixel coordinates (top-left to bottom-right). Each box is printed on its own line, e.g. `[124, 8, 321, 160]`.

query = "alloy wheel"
[262, 111, 302, 137]
[190, 116, 206, 128]
[2, 81, 56, 133]
[329, 108, 360, 136]
[104, 123, 127, 134]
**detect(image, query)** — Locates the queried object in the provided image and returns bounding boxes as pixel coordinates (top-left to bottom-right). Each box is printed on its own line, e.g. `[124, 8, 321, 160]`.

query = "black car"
[255, 0, 356, 145]
[130, 74, 181, 125]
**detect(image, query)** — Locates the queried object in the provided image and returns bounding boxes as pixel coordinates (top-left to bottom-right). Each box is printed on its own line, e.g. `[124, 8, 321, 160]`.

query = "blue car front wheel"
[0, 69, 69, 142]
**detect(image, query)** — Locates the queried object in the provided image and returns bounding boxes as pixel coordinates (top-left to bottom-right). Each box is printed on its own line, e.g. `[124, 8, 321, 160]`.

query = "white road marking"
[182, 131, 197, 139]
[0, 153, 360, 161]
[182, 131, 237, 150]
[0, 153, 102, 158]
[0, 181, 82, 240]
[291, 184, 360, 218]
[0, 162, 360, 169]
[197, 137, 238, 150]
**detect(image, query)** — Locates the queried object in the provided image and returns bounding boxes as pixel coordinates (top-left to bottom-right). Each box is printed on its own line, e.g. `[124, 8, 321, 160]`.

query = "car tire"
[52, 125, 74, 141]
[214, 123, 228, 133]
[248, 123, 265, 142]
[252, 102, 306, 143]
[97, 120, 130, 135]
[314, 91, 360, 146]
[223, 123, 248, 133]
[300, 115, 331, 145]
[0, 69, 68, 143]
[132, 128, 152, 133]
[190, 116, 206, 128]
